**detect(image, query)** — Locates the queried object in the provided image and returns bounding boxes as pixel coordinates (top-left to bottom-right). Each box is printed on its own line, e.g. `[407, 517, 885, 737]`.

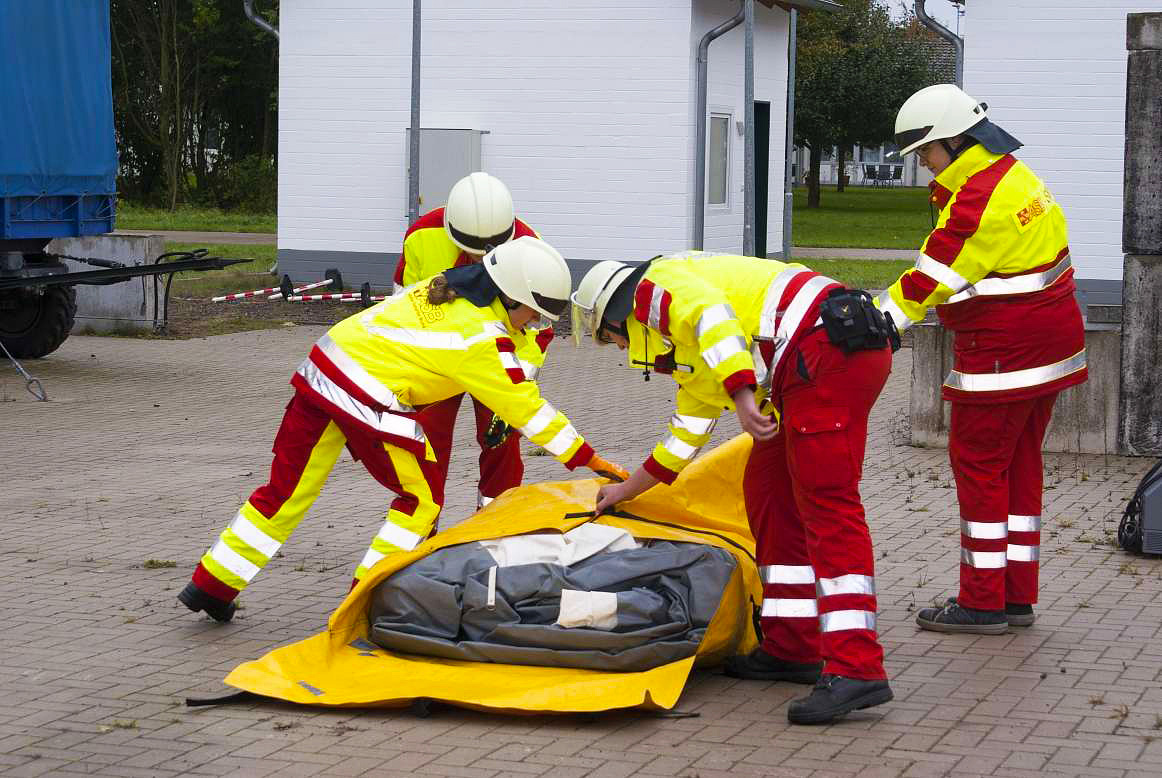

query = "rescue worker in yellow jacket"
[179, 237, 627, 622]
[878, 85, 1087, 633]
[573, 251, 898, 725]
[395, 172, 549, 512]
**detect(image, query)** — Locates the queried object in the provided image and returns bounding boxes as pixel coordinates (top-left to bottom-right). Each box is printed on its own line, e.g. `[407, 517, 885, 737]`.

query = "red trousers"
[950, 394, 1056, 610]
[191, 392, 446, 602]
[418, 392, 523, 509]
[744, 331, 890, 680]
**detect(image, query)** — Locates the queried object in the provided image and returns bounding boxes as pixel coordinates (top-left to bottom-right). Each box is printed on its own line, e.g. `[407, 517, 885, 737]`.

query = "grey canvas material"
[368, 538, 737, 672]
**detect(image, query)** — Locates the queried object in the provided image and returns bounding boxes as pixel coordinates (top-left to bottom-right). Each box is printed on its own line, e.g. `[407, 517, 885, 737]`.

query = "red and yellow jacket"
[289, 283, 593, 470]
[394, 207, 551, 379]
[876, 144, 1086, 404]
[624, 252, 840, 484]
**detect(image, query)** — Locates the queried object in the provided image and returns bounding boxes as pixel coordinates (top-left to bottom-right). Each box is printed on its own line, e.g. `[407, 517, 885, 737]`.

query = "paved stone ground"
[1, 329, 1159, 778]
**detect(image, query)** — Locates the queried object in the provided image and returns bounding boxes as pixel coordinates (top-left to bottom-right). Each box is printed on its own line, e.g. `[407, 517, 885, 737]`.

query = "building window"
[708, 113, 730, 205]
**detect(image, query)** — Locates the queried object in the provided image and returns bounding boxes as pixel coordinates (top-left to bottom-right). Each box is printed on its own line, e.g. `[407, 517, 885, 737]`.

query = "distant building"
[277, 0, 829, 285]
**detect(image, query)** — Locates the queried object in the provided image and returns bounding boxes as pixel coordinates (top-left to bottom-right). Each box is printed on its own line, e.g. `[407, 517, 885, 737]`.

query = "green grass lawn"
[791, 185, 934, 249]
[163, 242, 277, 297]
[118, 204, 276, 233]
[794, 258, 910, 290]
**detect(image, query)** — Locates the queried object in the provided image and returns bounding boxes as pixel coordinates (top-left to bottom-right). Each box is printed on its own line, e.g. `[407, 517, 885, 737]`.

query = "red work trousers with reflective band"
[950, 394, 1056, 611]
[190, 391, 445, 604]
[418, 391, 523, 508]
[744, 330, 890, 681]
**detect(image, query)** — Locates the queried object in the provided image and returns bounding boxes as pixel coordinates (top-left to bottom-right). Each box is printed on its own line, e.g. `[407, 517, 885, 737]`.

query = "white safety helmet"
[570, 260, 635, 345]
[444, 172, 516, 255]
[482, 236, 571, 321]
[894, 83, 1021, 156]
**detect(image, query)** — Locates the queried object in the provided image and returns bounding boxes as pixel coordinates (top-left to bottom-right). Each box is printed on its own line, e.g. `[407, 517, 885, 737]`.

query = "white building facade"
[963, 0, 1161, 306]
[276, 0, 798, 286]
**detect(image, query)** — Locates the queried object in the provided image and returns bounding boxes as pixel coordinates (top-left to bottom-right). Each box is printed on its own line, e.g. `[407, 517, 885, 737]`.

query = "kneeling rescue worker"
[880, 85, 1087, 634]
[179, 237, 628, 622]
[573, 251, 900, 724]
[394, 172, 550, 511]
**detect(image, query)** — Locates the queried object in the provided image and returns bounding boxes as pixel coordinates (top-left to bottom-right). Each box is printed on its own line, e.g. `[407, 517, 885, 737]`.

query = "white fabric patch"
[479, 523, 640, 568]
[556, 589, 619, 630]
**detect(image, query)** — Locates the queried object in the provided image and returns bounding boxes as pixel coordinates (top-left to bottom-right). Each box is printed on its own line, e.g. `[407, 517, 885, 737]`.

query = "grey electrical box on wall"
[405, 128, 485, 214]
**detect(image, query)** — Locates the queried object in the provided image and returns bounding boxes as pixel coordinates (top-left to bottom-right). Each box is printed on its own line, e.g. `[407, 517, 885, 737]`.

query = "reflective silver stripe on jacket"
[696, 303, 737, 338]
[208, 539, 261, 582]
[227, 512, 281, 558]
[876, 292, 912, 334]
[961, 548, 1007, 569]
[316, 334, 412, 411]
[816, 574, 876, 597]
[701, 335, 748, 369]
[819, 610, 876, 632]
[767, 275, 836, 385]
[947, 254, 1071, 304]
[646, 283, 666, 331]
[916, 254, 970, 292]
[671, 413, 716, 436]
[1007, 544, 1039, 562]
[362, 318, 507, 351]
[961, 520, 1008, 540]
[945, 349, 1086, 392]
[296, 359, 426, 444]
[542, 424, 581, 457]
[761, 598, 818, 618]
[757, 267, 809, 340]
[498, 350, 524, 375]
[662, 435, 698, 461]
[1008, 514, 1041, 533]
[520, 402, 557, 438]
[761, 564, 816, 585]
[520, 360, 540, 381]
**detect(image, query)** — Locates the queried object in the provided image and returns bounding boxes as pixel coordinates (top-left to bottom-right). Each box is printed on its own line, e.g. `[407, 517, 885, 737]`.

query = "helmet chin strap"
[940, 136, 976, 163]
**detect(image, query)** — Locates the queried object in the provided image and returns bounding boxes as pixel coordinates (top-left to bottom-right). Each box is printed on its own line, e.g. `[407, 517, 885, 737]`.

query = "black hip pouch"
[818, 288, 901, 353]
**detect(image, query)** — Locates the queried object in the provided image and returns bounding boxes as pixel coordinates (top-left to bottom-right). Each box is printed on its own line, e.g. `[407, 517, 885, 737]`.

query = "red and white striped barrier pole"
[287, 292, 387, 303]
[268, 277, 334, 301]
[211, 285, 280, 302]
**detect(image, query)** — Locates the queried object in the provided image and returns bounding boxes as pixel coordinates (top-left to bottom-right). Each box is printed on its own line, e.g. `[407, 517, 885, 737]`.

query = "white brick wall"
[279, 0, 789, 265]
[964, 1, 1162, 281]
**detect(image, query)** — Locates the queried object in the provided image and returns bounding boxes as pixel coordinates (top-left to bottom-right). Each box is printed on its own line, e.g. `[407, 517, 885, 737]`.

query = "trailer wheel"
[0, 285, 77, 358]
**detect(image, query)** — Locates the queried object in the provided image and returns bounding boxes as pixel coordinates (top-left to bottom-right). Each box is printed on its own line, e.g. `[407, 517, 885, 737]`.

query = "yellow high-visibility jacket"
[876, 144, 1086, 403]
[394, 207, 553, 381]
[624, 253, 840, 483]
[290, 281, 593, 469]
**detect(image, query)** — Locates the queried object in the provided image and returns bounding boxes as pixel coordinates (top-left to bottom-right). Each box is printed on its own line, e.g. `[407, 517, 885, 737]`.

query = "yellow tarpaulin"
[224, 435, 760, 714]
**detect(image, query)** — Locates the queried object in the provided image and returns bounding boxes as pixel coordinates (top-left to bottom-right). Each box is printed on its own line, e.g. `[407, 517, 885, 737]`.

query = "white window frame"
[707, 110, 732, 209]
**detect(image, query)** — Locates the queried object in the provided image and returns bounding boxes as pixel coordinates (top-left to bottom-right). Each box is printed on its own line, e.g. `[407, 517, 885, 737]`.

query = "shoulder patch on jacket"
[633, 280, 672, 336]
[406, 286, 446, 324]
[1013, 188, 1056, 232]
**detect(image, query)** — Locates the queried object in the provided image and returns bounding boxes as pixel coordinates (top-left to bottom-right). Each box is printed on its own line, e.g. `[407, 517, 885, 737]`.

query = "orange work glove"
[586, 454, 630, 482]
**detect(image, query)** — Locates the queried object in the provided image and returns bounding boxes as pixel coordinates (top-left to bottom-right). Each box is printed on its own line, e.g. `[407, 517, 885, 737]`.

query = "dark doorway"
[754, 101, 771, 258]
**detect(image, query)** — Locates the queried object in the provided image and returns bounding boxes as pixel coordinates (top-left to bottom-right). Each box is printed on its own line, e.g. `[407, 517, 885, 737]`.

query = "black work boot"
[178, 581, 237, 623]
[1005, 603, 1035, 627]
[916, 598, 1006, 634]
[787, 674, 893, 725]
[724, 649, 823, 683]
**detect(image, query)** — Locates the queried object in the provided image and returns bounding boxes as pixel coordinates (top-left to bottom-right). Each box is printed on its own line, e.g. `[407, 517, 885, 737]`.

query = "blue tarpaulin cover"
[0, 1, 117, 198]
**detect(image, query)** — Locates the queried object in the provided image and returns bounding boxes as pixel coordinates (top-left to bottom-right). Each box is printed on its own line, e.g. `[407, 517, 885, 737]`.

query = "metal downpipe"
[242, 0, 278, 39]
[408, 1, 422, 224]
[694, 3, 745, 249]
[916, 0, 962, 87]
[742, 0, 756, 256]
[781, 9, 797, 261]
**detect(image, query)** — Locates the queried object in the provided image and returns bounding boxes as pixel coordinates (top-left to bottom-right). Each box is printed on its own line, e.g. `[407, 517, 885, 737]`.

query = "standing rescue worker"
[179, 237, 627, 623]
[879, 85, 1087, 634]
[395, 172, 549, 511]
[572, 251, 898, 725]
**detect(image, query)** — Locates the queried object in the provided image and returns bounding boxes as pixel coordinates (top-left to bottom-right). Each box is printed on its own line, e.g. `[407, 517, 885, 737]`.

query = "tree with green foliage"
[794, 0, 939, 208]
[111, 0, 279, 211]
